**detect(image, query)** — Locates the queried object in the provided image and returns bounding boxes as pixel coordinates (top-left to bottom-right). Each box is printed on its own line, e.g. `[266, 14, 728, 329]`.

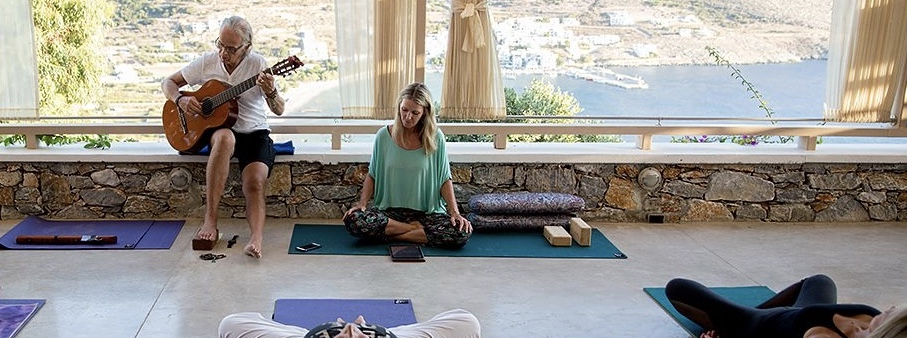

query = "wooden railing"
[2, 117, 907, 151]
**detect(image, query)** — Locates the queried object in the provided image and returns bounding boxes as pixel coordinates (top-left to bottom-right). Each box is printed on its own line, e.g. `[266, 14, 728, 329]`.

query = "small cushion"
[468, 192, 585, 215]
[467, 213, 573, 231]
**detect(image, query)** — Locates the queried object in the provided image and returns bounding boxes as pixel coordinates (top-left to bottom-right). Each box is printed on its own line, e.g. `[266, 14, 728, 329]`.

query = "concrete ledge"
[2, 141, 907, 164]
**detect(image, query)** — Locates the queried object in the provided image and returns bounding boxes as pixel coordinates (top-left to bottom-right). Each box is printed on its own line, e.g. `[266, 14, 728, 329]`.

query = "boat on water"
[564, 68, 649, 89]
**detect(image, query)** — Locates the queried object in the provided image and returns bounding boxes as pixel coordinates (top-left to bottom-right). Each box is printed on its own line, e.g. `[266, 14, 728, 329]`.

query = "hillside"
[100, 0, 832, 115]
[109, 0, 832, 68]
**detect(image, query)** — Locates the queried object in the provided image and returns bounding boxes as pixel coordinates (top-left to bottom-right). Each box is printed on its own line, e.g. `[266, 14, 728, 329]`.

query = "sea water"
[295, 60, 905, 144]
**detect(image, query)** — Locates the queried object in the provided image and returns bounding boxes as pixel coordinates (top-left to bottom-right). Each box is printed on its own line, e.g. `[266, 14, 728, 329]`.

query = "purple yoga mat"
[272, 299, 417, 329]
[0, 216, 183, 250]
[0, 299, 44, 338]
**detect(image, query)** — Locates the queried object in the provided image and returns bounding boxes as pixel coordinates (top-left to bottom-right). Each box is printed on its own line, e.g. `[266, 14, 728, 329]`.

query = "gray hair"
[221, 16, 253, 45]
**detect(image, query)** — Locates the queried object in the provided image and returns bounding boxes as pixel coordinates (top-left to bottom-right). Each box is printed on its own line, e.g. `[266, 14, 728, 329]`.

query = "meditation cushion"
[466, 213, 573, 231]
[468, 192, 585, 215]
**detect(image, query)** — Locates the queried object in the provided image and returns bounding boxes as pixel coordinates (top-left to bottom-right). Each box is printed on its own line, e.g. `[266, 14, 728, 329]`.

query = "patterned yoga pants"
[344, 207, 471, 249]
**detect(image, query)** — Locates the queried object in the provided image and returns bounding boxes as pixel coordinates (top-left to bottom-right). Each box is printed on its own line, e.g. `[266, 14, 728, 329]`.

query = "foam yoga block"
[569, 218, 592, 246]
[544, 226, 572, 246]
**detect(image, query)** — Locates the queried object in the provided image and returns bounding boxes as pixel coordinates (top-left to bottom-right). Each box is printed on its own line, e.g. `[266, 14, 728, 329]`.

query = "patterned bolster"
[467, 213, 573, 231]
[468, 192, 585, 215]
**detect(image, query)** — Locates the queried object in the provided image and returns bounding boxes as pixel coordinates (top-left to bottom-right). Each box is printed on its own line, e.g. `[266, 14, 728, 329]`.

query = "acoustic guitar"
[162, 55, 303, 153]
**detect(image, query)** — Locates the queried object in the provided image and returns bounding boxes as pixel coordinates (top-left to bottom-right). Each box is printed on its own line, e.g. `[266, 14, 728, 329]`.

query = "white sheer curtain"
[335, 0, 375, 119]
[1, 0, 40, 118]
[440, 0, 506, 120]
[374, 0, 417, 119]
[335, 0, 417, 119]
[825, 0, 907, 123]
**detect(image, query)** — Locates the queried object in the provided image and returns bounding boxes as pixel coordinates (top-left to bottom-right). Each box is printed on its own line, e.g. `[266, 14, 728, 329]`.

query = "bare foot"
[408, 220, 423, 230]
[244, 243, 262, 259]
[196, 223, 218, 241]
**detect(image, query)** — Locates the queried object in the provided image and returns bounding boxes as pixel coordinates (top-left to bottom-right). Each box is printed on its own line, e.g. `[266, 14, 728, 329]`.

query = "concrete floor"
[1, 218, 905, 338]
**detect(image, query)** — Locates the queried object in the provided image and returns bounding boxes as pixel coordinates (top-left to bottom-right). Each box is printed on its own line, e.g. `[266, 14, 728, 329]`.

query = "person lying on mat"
[218, 308, 481, 338]
[665, 274, 907, 338]
[342, 82, 472, 249]
[161, 16, 285, 258]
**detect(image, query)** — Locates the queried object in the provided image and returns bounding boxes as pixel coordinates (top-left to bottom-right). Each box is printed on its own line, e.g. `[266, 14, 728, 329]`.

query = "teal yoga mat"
[288, 224, 626, 259]
[644, 286, 776, 337]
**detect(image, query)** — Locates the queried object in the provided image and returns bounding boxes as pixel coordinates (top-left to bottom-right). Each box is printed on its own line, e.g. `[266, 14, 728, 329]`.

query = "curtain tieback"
[455, 0, 487, 52]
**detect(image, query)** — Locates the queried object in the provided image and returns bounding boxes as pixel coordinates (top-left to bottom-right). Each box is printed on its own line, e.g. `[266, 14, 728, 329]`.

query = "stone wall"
[2, 161, 907, 222]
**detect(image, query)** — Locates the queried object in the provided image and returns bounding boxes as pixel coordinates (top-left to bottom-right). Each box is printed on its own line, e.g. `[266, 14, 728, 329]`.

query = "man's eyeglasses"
[215, 38, 248, 55]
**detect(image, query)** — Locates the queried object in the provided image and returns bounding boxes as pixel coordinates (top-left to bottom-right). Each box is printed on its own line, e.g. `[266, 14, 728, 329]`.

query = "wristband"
[266, 90, 278, 99]
[174, 94, 184, 105]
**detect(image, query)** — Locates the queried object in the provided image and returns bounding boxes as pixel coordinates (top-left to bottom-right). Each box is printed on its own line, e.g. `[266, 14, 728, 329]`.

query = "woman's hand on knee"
[343, 205, 365, 221]
[450, 213, 472, 233]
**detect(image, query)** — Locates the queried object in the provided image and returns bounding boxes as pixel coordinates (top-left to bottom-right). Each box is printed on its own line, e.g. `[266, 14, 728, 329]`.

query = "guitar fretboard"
[201, 69, 272, 115]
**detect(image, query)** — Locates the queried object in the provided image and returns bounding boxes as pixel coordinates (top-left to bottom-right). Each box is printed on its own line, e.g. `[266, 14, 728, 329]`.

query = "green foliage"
[446, 79, 621, 143]
[112, 0, 149, 25]
[83, 134, 112, 149]
[294, 59, 339, 82]
[32, 0, 114, 116]
[113, 0, 181, 25]
[0, 134, 116, 149]
[6, 0, 118, 149]
[1, 135, 25, 147]
[672, 47, 794, 145]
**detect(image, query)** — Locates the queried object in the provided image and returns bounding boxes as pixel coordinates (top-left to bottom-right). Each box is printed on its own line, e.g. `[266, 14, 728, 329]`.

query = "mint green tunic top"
[369, 126, 451, 214]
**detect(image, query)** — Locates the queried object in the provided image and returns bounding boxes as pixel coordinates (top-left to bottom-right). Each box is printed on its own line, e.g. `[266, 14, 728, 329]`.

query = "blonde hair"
[391, 83, 438, 155]
[870, 305, 907, 338]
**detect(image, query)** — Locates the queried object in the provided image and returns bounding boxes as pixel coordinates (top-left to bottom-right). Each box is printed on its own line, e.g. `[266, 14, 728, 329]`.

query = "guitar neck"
[208, 73, 261, 108]
[202, 56, 300, 108]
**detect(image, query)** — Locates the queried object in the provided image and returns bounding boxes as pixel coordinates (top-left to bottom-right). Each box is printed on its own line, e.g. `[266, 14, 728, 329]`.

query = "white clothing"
[218, 309, 481, 338]
[180, 51, 273, 133]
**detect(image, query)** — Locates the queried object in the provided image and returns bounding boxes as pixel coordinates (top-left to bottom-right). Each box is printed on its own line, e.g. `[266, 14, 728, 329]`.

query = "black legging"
[665, 274, 880, 338]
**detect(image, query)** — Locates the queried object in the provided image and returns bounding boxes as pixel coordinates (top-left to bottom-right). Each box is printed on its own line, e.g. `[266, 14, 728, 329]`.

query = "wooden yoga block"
[544, 226, 572, 247]
[192, 231, 222, 251]
[569, 217, 592, 246]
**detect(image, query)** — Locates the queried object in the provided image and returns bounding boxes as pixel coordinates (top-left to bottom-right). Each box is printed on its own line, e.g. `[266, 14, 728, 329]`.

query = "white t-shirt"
[180, 51, 274, 133]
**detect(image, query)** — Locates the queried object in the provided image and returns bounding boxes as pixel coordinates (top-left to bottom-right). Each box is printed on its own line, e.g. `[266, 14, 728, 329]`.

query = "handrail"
[1, 114, 892, 123]
[2, 120, 907, 151]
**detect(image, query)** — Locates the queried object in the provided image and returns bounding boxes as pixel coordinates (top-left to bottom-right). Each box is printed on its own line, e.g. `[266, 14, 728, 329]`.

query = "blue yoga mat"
[0, 216, 184, 250]
[0, 299, 44, 338]
[288, 224, 627, 259]
[644, 286, 777, 337]
[273, 299, 416, 329]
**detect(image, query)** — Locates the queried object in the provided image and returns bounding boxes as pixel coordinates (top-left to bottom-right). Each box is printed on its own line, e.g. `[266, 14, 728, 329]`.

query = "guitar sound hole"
[200, 100, 214, 116]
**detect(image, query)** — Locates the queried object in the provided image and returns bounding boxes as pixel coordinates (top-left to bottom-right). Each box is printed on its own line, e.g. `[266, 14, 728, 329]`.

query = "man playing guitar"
[161, 15, 284, 259]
